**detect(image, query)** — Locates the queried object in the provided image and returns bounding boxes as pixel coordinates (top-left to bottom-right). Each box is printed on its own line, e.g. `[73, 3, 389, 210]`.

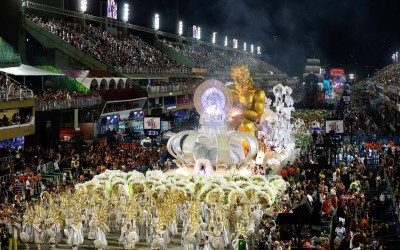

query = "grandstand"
[369, 62, 400, 86]
[161, 39, 287, 76]
[20, 1, 291, 81]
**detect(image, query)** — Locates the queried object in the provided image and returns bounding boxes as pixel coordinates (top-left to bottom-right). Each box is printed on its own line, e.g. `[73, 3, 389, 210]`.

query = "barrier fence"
[343, 135, 400, 144]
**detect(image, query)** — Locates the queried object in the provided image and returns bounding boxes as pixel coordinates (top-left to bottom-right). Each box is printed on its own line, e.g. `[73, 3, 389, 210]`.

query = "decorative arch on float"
[117, 78, 125, 89]
[108, 78, 116, 89]
[99, 78, 108, 90]
[89, 78, 98, 90]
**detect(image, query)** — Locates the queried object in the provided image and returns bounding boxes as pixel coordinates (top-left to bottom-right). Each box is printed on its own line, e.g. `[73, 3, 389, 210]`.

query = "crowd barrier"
[343, 136, 400, 144]
[385, 170, 400, 223]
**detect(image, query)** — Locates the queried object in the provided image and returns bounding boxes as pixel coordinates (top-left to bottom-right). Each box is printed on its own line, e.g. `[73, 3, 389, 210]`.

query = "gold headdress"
[231, 65, 254, 94]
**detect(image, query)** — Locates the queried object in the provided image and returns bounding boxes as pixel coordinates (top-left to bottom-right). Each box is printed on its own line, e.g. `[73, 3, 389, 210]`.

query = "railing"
[0, 88, 34, 101]
[147, 85, 191, 94]
[384, 169, 400, 222]
[213, 70, 288, 78]
[0, 76, 34, 101]
[119, 67, 192, 75]
[35, 96, 102, 111]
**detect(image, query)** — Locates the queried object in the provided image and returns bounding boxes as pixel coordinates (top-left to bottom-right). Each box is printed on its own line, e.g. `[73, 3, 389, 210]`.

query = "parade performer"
[119, 222, 139, 249]
[20, 211, 34, 249]
[64, 213, 84, 250]
[33, 222, 46, 250]
[87, 215, 98, 240]
[93, 207, 110, 250]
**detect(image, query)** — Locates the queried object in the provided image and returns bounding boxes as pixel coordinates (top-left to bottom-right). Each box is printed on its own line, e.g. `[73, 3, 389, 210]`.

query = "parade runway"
[21, 233, 185, 249]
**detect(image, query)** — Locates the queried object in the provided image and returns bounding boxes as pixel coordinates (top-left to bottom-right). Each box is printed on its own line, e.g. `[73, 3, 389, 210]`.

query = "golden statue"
[228, 65, 266, 135]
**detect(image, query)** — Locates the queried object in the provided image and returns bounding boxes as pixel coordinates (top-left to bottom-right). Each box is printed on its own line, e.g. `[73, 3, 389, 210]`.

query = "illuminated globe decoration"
[167, 79, 259, 169]
[201, 87, 226, 116]
[194, 79, 232, 127]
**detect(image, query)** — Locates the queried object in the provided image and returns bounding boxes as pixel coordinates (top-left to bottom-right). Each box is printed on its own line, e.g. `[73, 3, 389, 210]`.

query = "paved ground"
[20, 233, 184, 249]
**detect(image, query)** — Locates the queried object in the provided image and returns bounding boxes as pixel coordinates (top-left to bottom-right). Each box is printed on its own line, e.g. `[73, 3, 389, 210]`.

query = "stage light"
[224, 36, 228, 47]
[251, 44, 254, 53]
[80, 0, 87, 13]
[212, 32, 216, 44]
[257, 46, 261, 55]
[197, 27, 201, 40]
[192, 25, 197, 38]
[122, 3, 129, 22]
[243, 42, 247, 51]
[393, 52, 399, 62]
[233, 39, 238, 49]
[154, 13, 160, 30]
[178, 21, 183, 36]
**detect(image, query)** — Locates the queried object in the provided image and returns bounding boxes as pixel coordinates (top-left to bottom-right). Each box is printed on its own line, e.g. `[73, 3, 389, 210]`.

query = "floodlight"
[212, 32, 217, 44]
[154, 13, 160, 30]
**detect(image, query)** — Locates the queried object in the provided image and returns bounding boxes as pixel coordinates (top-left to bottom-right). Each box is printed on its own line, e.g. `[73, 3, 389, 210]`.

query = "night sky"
[82, 0, 400, 77]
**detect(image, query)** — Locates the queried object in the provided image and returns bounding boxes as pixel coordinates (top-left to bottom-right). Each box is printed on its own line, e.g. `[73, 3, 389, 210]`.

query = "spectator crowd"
[163, 39, 287, 76]
[30, 16, 189, 74]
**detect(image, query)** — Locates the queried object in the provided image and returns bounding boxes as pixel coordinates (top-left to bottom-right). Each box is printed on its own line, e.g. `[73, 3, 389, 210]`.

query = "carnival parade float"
[20, 65, 301, 250]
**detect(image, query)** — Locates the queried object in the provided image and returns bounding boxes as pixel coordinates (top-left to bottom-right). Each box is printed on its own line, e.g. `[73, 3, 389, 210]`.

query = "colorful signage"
[330, 68, 345, 77]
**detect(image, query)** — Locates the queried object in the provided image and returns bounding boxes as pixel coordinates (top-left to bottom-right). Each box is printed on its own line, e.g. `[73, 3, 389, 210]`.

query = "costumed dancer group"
[19, 171, 287, 249]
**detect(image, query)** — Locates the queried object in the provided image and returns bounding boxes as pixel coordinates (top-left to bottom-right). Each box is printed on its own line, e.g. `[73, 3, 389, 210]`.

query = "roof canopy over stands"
[0, 64, 64, 76]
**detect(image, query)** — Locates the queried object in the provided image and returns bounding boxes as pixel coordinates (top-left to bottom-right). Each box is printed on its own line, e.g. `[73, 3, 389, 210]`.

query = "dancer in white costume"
[92, 208, 110, 250]
[209, 225, 225, 249]
[48, 207, 63, 249]
[20, 215, 33, 249]
[183, 234, 197, 250]
[87, 216, 98, 240]
[33, 222, 46, 250]
[64, 215, 84, 250]
[119, 222, 139, 249]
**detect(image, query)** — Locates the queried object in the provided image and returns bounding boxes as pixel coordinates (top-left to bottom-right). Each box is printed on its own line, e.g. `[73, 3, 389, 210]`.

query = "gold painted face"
[231, 65, 254, 94]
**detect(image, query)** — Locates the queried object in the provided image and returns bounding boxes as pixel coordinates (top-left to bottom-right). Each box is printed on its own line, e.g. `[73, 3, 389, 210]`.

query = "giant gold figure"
[229, 65, 266, 135]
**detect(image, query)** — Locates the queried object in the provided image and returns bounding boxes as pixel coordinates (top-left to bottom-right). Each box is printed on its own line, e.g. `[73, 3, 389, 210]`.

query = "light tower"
[122, 3, 129, 22]
[80, 0, 87, 13]
[233, 39, 238, 49]
[197, 27, 201, 40]
[178, 21, 183, 36]
[154, 13, 160, 30]
[212, 32, 217, 44]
